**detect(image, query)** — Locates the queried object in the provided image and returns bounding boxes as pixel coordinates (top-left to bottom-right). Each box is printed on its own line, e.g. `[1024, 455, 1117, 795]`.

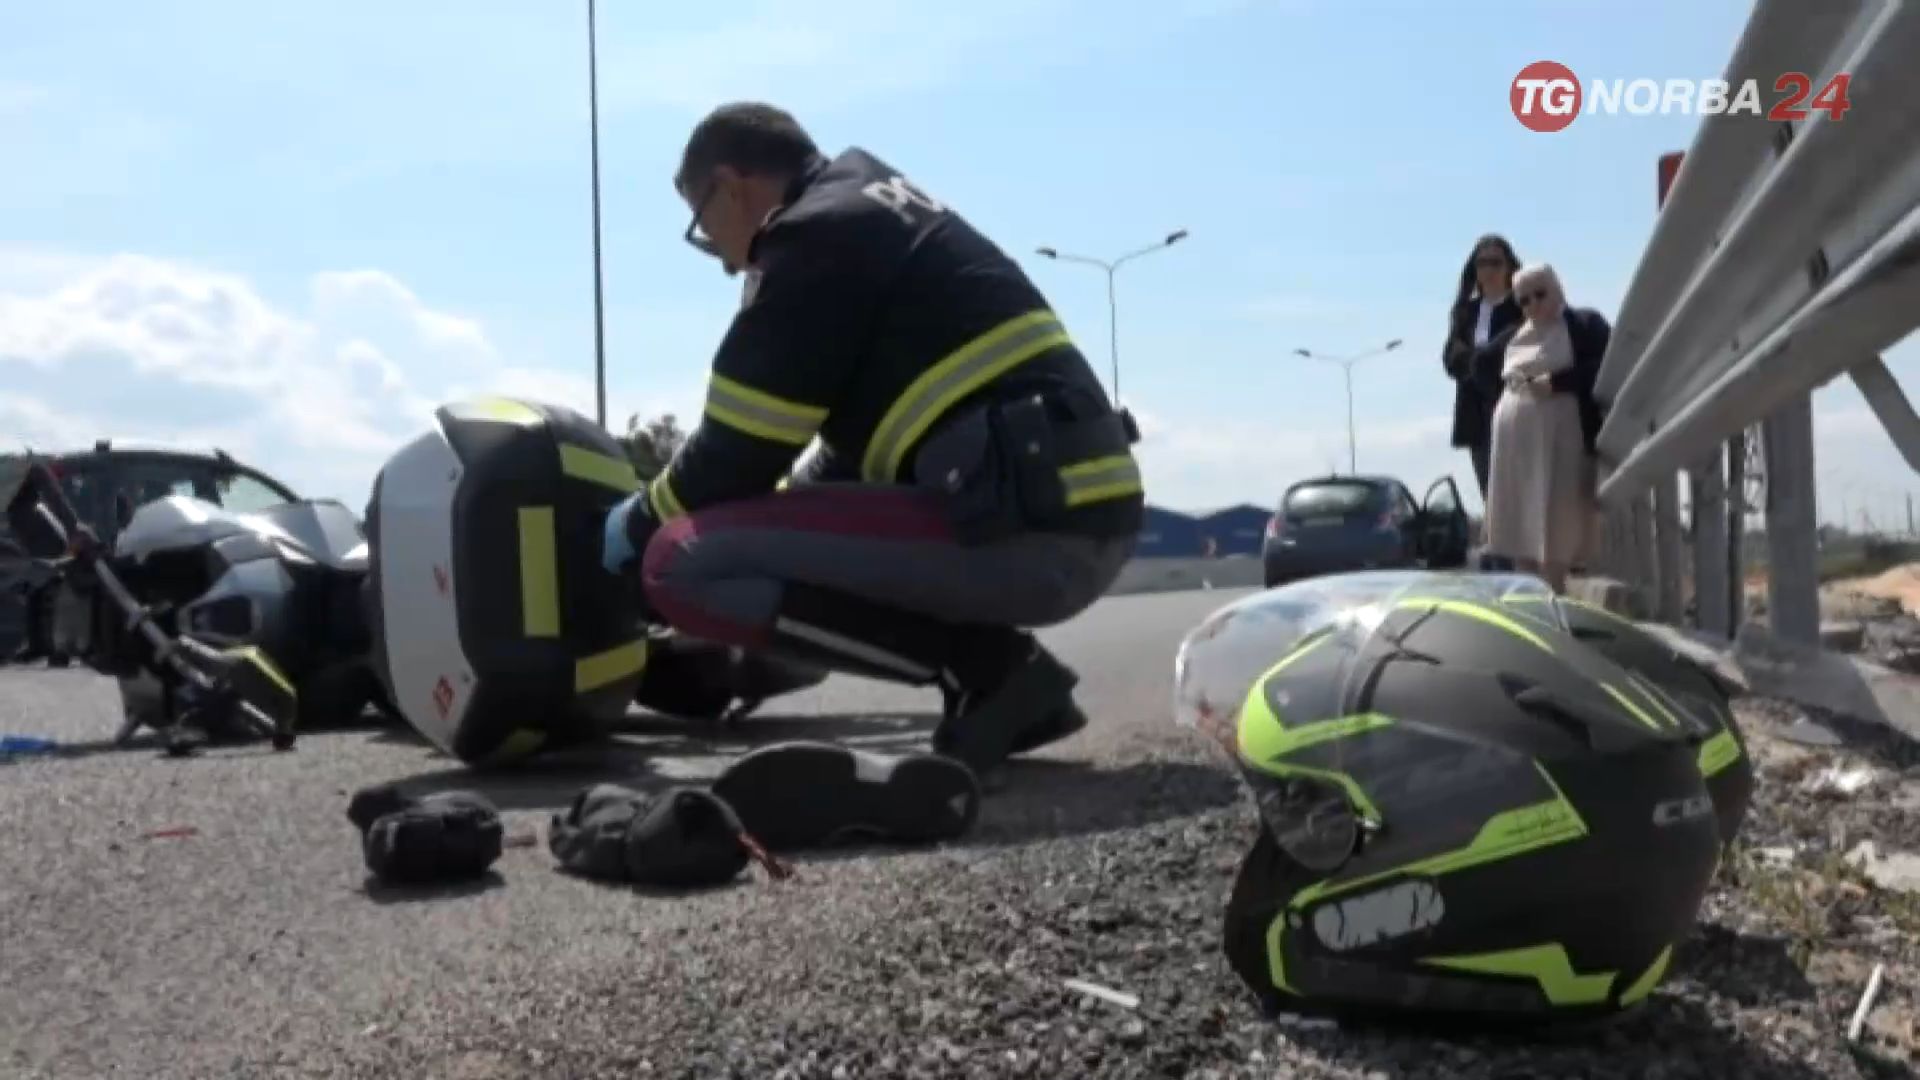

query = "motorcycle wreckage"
[5, 398, 826, 761]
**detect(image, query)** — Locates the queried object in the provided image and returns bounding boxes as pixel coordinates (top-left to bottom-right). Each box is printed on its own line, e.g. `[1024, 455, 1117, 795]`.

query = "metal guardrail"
[1590, 0, 1920, 646]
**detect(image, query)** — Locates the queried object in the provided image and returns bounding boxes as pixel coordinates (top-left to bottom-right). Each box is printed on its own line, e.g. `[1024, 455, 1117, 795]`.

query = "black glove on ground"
[347, 783, 505, 886]
[548, 783, 787, 888]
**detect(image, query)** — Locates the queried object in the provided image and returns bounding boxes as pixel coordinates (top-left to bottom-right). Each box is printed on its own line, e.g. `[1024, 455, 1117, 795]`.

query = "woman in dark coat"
[1442, 234, 1524, 496]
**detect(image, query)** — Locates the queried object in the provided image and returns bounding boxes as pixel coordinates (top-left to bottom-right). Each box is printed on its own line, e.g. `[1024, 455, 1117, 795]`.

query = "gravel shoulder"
[1, 587, 1915, 1079]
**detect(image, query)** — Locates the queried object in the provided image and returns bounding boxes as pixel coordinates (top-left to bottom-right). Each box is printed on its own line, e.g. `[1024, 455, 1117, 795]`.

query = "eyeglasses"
[684, 181, 720, 259]
[1517, 288, 1551, 307]
[1474, 255, 1507, 269]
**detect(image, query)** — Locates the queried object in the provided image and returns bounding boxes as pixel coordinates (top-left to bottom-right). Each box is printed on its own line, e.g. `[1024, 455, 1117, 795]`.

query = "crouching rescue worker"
[601, 101, 1145, 776]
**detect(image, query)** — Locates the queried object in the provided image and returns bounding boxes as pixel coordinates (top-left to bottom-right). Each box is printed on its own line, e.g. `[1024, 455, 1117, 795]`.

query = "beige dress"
[1484, 316, 1592, 568]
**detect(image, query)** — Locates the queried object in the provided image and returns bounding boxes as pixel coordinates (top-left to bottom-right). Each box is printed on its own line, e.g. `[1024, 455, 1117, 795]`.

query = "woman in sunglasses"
[1479, 263, 1611, 593]
[1442, 234, 1524, 497]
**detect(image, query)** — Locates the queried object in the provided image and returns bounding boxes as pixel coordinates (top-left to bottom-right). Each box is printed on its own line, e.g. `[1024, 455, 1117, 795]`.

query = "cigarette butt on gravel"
[142, 826, 198, 840]
[1846, 962, 1886, 1043]
[1063, 978, 1139, 1010]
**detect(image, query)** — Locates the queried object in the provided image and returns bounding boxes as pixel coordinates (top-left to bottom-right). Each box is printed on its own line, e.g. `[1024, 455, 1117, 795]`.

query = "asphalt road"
[0, 587, 1879, 1079]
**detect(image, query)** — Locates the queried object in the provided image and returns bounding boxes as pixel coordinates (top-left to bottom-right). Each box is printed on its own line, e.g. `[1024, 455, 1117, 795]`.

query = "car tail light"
[1265, 514, 1284, 538]
[1377, 509, 1395, 530]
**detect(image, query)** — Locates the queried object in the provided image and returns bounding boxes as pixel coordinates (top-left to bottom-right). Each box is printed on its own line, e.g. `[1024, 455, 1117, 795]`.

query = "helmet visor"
[1173, 570, 1556, 871]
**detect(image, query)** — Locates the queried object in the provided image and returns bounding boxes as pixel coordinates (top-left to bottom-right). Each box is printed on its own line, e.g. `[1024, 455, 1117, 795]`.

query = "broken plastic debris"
[1845, 841, 1920, 894]
[1779, 716, 1844, 748]
[1847, 962, 1886, 1043]
[141, 826, 198, 840]
[1063, 978, 1139, 1010]
[1801, 763, 1879, 797]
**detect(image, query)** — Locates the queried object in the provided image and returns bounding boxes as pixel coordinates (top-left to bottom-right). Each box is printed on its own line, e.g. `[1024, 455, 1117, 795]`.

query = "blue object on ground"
[0, 735, 61, 759]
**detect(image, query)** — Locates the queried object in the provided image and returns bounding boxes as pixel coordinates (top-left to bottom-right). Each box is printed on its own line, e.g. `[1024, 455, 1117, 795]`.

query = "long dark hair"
[1453, 233, 1522, 309]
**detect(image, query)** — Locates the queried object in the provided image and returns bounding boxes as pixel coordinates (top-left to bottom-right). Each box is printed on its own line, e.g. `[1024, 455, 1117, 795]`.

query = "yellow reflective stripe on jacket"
[649, 469, 686, 521]
[861, 310, 1072, 482]
[1060, 453, 1142, 507]
[705, 372, 828, 447]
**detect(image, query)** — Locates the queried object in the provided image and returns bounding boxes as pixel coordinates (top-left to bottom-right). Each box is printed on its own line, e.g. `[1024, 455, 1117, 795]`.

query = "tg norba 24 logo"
[1511, 60, 1853, 132]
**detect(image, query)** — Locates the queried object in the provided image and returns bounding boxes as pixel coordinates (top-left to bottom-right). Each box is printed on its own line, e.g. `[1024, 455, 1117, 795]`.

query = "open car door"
[1418, 475, 1471, 568]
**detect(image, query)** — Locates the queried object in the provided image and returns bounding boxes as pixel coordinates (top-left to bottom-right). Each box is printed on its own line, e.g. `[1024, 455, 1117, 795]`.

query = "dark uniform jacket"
[641, 147, 1144, 541]
[1443, 293, 1523, 451]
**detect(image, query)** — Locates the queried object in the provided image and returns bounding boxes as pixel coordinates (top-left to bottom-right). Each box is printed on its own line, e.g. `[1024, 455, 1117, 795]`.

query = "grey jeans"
[638, 482, 1135, 649]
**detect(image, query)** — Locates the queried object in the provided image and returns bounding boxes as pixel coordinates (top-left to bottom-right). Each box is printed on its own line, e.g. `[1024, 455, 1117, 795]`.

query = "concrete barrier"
[1636, 618, 1920, 745]
[1106, 556, 1266, 596]
[1564, 575, 1650, 620]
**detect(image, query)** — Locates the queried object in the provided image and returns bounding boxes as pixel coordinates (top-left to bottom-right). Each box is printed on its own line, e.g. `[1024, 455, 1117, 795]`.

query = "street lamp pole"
[1035, 229, 1188, 406]
[1292, 339, 1403, 474]
[586, 0, 609, 428]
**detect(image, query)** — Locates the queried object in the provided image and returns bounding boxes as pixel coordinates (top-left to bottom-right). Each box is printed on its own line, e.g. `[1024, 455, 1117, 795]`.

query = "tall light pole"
[586, 0, 609, 428]
[1034, 229, 1188, 406]
[1292, 338, 1403, 474]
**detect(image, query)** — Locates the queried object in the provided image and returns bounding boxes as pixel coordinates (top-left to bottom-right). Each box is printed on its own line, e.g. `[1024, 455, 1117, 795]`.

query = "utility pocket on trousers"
[912, 404, 1022, 546]
[995, 393, 1070, 528]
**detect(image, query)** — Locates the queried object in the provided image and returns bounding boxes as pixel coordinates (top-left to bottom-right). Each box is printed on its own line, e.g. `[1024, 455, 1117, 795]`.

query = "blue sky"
[3, 0, 1915, 527]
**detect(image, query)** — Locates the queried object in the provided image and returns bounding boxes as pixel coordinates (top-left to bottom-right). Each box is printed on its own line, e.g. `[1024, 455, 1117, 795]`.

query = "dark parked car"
[0, 440, 302, 661]
[1261, 473, 1471, 588]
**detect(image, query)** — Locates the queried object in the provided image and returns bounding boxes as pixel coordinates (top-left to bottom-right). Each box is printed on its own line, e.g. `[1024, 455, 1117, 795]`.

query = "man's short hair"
[675, 102, 820, 195]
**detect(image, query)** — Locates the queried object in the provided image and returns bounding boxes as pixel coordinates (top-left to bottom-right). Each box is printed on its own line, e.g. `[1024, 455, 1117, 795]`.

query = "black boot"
[632, 629, 831, 725]
[931, 628, 1086, 774]
[757, 584, 1087, 773]
[754, 583, 951, 688]
[632, 630, 740, 721]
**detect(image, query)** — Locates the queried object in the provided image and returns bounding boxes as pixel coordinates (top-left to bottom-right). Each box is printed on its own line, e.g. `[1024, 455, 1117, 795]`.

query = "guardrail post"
[1689, 449, 1731, 636]
[1606, 499, 1628, 579]
[1605, 505, 1631, 579]
[1588, 501, 1625, 580]
[1762, 393, 1820, 646]
[1652, 472, 1686, 623]
[1628, 489, 1655, 611]
[1727, 430, 1748, 631]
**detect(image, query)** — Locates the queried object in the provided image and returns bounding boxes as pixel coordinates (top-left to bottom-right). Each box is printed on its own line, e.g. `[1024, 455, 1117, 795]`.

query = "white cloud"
[0, 246, 110, 293]
[0, 252, 661, 504]
[0, 393, 110, 449]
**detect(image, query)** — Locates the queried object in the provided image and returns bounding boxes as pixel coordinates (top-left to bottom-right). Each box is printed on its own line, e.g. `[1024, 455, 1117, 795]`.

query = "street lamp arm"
[1112, 229, 1190, 269]
[1034, 249, 1113, 271]
[1031, 230, 1188, 409]
[1292, 338, 1404, 365]
[1288, 337, 1404, 474]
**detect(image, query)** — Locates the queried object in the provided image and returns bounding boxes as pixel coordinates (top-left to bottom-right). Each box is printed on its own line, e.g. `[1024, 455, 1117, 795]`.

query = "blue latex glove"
[601, 487, 653, 576]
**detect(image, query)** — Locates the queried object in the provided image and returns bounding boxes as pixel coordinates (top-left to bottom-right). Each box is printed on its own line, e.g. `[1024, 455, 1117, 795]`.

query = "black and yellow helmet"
[1488, 589, 1754, 848]
[1173, 571, 1728, 1025]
